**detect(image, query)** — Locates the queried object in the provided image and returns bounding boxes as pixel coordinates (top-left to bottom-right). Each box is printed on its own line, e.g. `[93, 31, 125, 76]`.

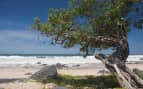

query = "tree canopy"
[32, 0, 143, 58]
[32, 0, 136, 55]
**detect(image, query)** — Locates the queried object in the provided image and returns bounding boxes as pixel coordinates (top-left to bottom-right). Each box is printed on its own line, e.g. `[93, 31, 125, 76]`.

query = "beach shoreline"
[0, 62, 142, 78]
[0, 62, 142, 89]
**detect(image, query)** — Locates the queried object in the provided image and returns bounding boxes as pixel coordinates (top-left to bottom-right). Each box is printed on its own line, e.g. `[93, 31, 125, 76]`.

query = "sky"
[0, 0, 143, 55]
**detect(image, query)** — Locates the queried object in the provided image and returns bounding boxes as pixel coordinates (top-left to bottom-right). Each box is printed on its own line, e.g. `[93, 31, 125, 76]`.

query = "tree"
[32, 0, 143, 88]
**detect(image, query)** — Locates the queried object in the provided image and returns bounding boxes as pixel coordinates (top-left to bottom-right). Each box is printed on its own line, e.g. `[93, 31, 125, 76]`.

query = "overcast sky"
[0, 0, 143, 55]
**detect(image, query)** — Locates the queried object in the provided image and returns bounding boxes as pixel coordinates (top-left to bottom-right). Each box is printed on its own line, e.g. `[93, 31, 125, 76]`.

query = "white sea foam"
[0, 55, 142, 67]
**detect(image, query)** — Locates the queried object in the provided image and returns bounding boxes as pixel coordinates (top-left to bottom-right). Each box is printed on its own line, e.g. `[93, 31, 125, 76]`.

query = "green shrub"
[37, 75, 120, 89]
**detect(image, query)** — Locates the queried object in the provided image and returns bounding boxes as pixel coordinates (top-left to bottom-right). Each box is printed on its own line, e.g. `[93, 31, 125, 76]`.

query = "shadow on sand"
[0, 78, 27, 83]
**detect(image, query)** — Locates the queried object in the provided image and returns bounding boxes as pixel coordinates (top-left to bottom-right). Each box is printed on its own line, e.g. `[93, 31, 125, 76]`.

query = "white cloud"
[0, 29, 80, 54]
[0, 29, 39, 40]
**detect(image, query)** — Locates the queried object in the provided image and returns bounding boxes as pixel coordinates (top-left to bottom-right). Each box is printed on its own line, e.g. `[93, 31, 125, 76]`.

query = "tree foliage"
[32, 0, 138, 55]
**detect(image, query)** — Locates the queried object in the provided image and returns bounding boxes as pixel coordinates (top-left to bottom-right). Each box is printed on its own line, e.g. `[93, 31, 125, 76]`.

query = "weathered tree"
[32, 0, 143, 88]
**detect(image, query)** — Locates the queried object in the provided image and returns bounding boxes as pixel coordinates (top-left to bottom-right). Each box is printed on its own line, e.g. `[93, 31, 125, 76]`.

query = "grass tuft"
[37, 75, 121, 89]
[36, 73, 143, 89]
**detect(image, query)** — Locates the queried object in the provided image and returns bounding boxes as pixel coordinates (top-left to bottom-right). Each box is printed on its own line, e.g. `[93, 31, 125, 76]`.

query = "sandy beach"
[0, 63, 142, 89]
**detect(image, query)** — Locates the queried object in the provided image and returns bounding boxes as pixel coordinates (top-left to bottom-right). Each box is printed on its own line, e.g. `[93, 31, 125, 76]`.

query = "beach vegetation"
[37, 74, 120, 89]
[35, 71, 143, 89]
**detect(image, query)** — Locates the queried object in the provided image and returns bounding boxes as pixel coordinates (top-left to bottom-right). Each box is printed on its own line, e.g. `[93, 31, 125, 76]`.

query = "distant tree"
[32, 0, 143, 88]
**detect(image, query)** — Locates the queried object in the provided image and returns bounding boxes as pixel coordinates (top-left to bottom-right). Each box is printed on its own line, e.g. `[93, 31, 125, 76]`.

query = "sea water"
[0, 55, 142, 67]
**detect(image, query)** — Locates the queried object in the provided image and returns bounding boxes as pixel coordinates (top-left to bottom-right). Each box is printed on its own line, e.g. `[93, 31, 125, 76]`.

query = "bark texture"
[95, 39, 143, 89]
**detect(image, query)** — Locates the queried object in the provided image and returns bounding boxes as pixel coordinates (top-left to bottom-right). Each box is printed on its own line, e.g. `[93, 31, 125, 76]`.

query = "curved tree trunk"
[95, 39, 143, 89]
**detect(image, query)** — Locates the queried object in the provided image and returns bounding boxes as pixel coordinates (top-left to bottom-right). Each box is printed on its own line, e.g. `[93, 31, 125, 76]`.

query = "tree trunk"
[95, 39, 143, 89]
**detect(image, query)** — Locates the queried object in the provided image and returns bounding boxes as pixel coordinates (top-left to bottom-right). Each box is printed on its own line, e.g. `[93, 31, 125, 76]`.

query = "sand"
[0, 63, 142, 89]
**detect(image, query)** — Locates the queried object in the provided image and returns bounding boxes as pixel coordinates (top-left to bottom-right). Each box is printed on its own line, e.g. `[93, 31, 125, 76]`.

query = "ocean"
[0, 55, 143, 67]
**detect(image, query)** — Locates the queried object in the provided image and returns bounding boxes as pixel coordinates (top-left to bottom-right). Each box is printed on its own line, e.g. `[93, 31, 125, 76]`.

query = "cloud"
[0, 20, 22, 27]
[0, 29, 80, 54]
[0, 29, 37, 41]
[0, 20, 15, 26]
[0, 20, 30, 30]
